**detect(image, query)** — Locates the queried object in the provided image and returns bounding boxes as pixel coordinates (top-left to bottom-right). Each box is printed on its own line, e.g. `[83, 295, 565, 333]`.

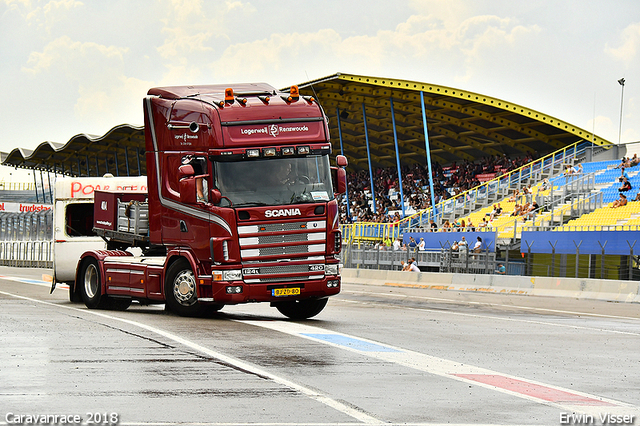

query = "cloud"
[74, 75, 151, 126]
[22, 35, 128, 75]
[200, 11, 540, 88]
[605, 22, 640, 65]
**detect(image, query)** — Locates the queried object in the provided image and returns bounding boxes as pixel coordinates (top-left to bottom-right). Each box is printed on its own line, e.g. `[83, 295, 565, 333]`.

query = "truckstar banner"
[0, 202, 52, 213]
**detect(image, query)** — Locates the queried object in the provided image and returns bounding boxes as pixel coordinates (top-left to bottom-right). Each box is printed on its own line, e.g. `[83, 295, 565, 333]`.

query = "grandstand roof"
[1, 72, 610, 175]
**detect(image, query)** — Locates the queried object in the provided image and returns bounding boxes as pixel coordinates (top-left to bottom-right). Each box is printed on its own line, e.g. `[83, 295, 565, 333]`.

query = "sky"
[1, 0, 639, 164]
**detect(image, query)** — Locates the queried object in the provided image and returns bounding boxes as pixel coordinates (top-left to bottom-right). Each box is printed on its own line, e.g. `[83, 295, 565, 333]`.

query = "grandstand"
[341, 142, 640, 280]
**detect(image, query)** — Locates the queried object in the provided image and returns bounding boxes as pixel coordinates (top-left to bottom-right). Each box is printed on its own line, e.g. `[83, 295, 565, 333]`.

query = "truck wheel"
[274, 298, 328, 320]
[164, 259, 206, 317]
[79, 258, 108, 309]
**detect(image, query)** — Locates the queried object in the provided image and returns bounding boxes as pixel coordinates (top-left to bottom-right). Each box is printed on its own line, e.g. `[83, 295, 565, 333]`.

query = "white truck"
[52, 175, 147, 300]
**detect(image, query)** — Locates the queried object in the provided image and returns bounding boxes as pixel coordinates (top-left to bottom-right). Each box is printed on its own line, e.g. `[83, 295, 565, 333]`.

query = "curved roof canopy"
[2, 124, 145, 177]
[1, 72, 609, 175]
[295, 73, 609, 170]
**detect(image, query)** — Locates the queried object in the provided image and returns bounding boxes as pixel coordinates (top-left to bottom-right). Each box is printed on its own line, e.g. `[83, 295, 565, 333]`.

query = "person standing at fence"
[407, 237, 417, 251]
[418, 237, 425, 251]
[473, 236, 482, 253]
[459, 236, 468, 254]
[393, 237, 402, 251]
[496, 263, 506, 274]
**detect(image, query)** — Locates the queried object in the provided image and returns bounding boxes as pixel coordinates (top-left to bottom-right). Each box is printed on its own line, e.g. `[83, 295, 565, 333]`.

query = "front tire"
[274, 298, 328, 320]
[79, 258, 108, 309]
[164, 259, 206, 317]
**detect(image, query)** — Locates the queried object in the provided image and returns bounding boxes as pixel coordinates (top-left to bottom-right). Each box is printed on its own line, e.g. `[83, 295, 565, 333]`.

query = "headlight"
[223, 270, 242, 281]
[325, 264, 339, 276]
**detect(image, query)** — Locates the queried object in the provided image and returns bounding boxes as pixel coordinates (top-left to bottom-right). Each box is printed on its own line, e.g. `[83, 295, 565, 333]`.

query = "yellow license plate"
[272, 287, 301, 297]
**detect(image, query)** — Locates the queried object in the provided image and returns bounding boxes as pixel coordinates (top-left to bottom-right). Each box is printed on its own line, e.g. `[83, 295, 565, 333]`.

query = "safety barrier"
[342, 243, 497, 274]
[0, 240, 53, 268]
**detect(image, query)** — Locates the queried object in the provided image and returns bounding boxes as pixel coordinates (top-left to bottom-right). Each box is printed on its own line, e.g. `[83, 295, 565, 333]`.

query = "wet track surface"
[1, 267, 639, 426]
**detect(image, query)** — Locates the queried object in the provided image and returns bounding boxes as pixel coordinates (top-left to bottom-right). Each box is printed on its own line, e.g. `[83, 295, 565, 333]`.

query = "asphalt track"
[0, 266, 638, 426]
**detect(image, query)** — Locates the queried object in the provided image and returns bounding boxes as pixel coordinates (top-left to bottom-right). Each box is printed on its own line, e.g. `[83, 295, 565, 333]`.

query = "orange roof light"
[283, 85, 300, 102]
[225, 88, 234, 103]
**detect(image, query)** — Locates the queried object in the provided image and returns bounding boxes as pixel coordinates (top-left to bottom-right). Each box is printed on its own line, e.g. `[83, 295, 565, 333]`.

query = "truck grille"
[238, 219, 327, 283]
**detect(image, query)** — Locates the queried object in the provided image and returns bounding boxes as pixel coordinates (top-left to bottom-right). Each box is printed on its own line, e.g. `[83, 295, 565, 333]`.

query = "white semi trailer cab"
[52, 175, 147, 299]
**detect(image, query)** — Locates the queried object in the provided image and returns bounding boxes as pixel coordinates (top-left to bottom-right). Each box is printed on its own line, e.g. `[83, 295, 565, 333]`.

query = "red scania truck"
[71, 83, 347, 319]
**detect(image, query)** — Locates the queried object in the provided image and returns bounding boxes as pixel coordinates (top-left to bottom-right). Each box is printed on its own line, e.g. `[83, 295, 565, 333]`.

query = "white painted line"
[344, 289, 640, 321]
[239, 319, 638, 418]
[0, 290, 380, 425]
[338, 298, 640, 337]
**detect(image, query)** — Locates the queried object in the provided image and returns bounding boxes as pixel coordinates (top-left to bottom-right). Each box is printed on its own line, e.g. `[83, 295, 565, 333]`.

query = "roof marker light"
[258, 95, 270, 104]
[282, 85, 300, 103]
[237, 97, 247, 105]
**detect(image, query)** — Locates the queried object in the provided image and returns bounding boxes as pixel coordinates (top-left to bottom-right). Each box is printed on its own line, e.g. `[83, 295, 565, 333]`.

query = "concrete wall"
[342, 268, 640, 303]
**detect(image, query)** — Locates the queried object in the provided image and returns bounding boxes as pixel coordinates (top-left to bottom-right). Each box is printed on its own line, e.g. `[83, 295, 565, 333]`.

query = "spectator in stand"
[611, 194, 628, 208]
[418, 237, 426, 251]
[619, 177, 632, 192]
[496, 263, 506, 274]
[478, 217, 488, 228]
[541, 178, 550, 191]
[619, 168, 630, 182]
[466, 218, 475, 231]
[489, 203, 502, 221]
[511, 203, 522, 217]
[342, 153, 538, 224]
[442, 220, 451, 231]
[631, 154, 639, 167]
[429, 219, 438, 232]
[635, 192, 640, 202]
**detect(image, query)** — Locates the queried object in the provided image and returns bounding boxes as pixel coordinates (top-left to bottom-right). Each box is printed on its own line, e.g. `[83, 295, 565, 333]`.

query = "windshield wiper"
[233, 202, 269, 207]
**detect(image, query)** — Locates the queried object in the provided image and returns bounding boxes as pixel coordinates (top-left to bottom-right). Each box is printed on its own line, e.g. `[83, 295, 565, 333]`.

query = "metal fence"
[0, 240, 53, 268]
[342, 243, 499, 274]
[0, 210, 53, 268]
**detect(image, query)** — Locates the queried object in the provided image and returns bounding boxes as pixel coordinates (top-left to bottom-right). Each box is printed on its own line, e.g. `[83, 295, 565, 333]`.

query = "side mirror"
[336, 155, 348, 167]
[178, 164, 195, 179]
[210, 189, 222, 205]
[179, 177, 197, 204]
[336, 168, 347, 194]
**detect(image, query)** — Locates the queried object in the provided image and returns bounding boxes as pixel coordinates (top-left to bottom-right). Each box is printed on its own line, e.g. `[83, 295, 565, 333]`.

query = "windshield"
[213, 155, 334, 207]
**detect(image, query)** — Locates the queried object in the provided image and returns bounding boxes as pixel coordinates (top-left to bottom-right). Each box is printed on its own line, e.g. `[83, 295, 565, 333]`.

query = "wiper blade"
[233, 202, 268, 207]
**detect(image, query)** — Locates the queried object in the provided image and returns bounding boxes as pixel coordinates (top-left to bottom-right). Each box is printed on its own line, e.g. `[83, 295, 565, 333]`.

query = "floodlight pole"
[618, 78, 625, 144]
[362, 103, 376, 214]
[336, 107, 351, 219]
[420, 92, 437, 220]
[390, 98, 405, 218]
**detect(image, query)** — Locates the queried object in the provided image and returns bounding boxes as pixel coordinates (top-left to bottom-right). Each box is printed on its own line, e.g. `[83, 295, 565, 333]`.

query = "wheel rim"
[84, 263, 99, 299]
[173, 270, 196, 306]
